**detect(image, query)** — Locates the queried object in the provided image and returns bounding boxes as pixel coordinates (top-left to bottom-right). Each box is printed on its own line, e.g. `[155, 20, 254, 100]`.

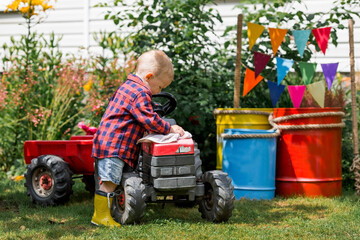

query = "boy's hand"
[170, 125, 185, 136]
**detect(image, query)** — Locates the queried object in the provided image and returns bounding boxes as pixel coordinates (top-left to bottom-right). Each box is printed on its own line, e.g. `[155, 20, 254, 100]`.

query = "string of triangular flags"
[243, 22, 339, 108]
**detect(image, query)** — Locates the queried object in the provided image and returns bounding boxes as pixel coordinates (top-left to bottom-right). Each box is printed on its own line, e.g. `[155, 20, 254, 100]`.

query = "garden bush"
[0, 1, 129, 175]
[97, 0, 235, 170]
[97, 0, 360, 183]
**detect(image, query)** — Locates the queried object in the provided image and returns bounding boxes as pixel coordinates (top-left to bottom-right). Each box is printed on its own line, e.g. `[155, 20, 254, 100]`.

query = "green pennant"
[299, 62, 317, 85]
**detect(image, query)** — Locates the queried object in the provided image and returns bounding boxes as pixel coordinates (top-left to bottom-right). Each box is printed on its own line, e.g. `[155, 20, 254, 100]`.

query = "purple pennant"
[321, 63, 339, 90]
[254, 51, 272, 78]
[287, 85, 306, 108]
[268, 81, 285, 107]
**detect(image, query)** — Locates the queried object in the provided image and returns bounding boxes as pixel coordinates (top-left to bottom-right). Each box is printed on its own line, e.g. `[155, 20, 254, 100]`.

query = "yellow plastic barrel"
[214, 108, 273, 170]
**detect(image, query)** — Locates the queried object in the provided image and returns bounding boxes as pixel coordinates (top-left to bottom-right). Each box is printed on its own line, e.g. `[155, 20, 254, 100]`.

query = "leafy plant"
[96, 0, 234, 170]
[0, 1, 129, 174]
[79, 31, 135, 128]
[0, 33, 89, 172]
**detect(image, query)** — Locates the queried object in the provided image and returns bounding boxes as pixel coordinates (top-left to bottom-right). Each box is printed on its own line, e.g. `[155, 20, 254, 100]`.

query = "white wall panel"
[0, 0, 359, 72]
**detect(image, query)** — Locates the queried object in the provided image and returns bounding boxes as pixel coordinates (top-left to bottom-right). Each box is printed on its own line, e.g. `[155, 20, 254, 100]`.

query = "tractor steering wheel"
[151, 92, 177, 117]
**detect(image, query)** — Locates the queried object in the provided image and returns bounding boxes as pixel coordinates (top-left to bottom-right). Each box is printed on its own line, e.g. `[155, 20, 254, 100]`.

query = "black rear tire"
[111, 173, 146, 224]
[198, 170, 235, 222]
[24, 155, 74, 206]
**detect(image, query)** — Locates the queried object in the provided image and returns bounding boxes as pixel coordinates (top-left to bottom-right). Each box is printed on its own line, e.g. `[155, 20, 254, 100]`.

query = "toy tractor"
[23, 93, 235, 223]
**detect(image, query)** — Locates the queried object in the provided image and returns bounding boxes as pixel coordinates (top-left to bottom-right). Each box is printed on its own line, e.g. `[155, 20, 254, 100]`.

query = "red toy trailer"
[24, 135, 94, 206]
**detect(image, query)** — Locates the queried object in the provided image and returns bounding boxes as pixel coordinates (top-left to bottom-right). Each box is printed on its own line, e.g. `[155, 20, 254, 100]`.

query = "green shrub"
[0, 33, 89, 172]
[97, 0, 234, 170]
[97, 0, 360, 176]
[0, 6, 128, 174]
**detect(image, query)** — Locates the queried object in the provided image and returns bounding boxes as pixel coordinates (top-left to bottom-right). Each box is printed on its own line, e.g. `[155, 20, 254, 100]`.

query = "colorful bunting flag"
[254, 51, 272, 78]
[299, 62, 317, 85]
[312, 27, 331, 54]
[269, 28, 288, 56]
[243, 68, 264, 97]
[292, 29, 311, 58]
[288, 85, 306, 108]
[268, 81, 285, 107]
[307, 81, 326, 108]
[321, 63, 339, 90]
[247, 22, 265, 50]
[242, 23, 336, 108]
[276, 57, 294, 85]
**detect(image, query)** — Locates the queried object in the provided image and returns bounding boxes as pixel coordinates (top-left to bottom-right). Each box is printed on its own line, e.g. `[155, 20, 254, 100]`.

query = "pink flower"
[78, 121, 97, 135]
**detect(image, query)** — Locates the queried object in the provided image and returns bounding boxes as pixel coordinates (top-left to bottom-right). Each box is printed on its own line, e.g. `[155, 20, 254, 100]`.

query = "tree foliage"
[97, 0, 360, 174]
[98, 0, 234, 170]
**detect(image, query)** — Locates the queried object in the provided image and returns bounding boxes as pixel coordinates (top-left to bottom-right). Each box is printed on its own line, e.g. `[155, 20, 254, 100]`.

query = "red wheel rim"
[32, 167, 54, 197]
[40, 174, 52, 190]
[118, 192, 125, 210]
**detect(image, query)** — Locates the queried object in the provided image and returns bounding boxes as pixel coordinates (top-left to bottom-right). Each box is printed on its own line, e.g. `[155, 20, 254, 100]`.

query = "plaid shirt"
[92, 74, 171, 168]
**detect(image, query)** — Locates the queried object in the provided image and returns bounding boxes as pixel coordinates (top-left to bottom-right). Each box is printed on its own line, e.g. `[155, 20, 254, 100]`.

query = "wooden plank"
[233, 14, 243, 108]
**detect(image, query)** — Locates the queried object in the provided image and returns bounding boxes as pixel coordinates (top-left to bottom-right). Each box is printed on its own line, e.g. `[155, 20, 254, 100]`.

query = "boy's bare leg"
[99, 181, 117, 193]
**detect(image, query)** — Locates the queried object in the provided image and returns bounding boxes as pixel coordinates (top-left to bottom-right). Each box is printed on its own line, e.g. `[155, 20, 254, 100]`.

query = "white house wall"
[0, 0, 359, 72]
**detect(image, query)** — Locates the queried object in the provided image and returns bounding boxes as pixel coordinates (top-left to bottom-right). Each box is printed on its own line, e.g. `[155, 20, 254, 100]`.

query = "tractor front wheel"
[198, 170, 235, 222]
[24, 155, 74, 206]
[111, 173, 146, 224]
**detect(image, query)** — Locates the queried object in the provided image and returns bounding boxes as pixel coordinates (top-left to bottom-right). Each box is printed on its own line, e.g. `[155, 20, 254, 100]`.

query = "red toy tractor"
[24, 93, 235, 223]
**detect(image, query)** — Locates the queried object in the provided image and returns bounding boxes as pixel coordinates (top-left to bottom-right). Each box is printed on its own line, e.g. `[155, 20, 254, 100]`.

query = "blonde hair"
[135, 50, 174, 80]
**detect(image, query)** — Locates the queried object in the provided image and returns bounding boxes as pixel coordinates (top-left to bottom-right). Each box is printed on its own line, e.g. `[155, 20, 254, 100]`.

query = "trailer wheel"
[24, 155, 74, 206]
[198, 170, 235, 222]
[111, 173, 146, 224]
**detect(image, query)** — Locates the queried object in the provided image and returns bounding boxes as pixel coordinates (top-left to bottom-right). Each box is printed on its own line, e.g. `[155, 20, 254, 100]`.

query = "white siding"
[0, 0, 359, 72]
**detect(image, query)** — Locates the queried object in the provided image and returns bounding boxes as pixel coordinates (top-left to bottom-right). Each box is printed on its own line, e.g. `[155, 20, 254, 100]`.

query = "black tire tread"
[111, 175, 146, 224]
[194, 143, 203, 180]
[198, 170, 235, 222]
[24, 155, 74, 206]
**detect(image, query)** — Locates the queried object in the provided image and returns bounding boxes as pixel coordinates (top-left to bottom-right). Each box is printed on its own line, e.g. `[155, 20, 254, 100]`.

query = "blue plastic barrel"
[222, 128, 277, 200]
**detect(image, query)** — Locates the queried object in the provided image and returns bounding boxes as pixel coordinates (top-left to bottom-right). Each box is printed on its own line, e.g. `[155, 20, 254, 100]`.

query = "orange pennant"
[243, 68, 264, 97]
[247, 22, 265, 50]
[269, 28, 288, 55]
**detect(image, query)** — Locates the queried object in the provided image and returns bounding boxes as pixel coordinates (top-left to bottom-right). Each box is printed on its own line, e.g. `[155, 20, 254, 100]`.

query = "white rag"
[137, 131, 192, 144]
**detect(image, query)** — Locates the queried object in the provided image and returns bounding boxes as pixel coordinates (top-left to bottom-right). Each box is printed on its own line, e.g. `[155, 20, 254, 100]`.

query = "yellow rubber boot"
[91, 190, 121, 227]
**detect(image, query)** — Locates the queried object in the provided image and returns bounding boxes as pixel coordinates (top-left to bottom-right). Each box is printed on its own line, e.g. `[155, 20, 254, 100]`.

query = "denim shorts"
[95, 157, 125, 185]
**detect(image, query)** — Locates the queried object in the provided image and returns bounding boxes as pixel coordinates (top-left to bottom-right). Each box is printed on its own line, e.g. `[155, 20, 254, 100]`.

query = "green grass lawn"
[1, 175, 360, 240]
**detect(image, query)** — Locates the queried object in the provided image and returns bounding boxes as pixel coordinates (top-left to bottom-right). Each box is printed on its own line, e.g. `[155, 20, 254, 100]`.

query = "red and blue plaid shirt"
[92, 74, 171, 168]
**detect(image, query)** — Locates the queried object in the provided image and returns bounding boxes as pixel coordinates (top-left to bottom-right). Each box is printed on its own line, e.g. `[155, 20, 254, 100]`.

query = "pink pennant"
[254, 51, 271, 78]
[312, 27, 331, 55]
[287, 85, 306, 108]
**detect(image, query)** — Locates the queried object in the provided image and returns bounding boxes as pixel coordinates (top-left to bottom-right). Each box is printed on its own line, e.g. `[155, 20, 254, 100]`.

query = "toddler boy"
[91, 50, 184, 227]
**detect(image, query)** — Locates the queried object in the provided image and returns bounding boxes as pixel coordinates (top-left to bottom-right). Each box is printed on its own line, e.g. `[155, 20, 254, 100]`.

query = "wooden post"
[349, 19, 359, 157]
[233, 14, 243, 108]
[348, 18, 360, 194]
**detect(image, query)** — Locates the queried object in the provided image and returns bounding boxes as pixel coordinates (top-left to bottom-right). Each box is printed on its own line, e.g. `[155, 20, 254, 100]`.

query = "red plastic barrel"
[273, 107, 343, 197]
